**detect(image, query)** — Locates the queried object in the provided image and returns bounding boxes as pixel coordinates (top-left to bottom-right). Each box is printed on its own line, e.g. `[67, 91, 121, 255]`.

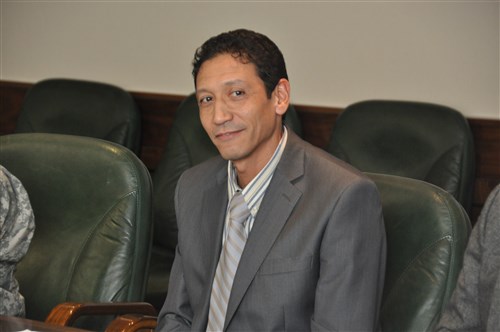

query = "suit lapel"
[224, 132, 305, 329]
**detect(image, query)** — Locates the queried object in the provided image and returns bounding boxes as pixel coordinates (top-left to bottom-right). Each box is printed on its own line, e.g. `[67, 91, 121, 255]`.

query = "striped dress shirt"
[223, 126, 288, 242]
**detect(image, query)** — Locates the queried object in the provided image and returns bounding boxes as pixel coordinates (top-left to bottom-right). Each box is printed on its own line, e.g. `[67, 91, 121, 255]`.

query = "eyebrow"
[223, 79, 246, 86]
[196, 79, 247, 95]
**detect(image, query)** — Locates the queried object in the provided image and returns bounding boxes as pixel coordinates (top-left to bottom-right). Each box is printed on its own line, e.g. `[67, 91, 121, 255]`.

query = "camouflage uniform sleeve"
[0, 165, 35, 317]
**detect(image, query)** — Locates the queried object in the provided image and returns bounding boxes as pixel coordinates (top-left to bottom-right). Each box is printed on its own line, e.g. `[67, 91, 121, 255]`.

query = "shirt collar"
[228, 126, 288, 212]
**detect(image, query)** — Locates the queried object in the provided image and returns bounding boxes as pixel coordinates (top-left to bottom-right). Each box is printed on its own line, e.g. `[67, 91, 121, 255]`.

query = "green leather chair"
[146, 93, 303, 310]
[327, 100, 475, 213]
[367, 173, 471, 331]
[15, 78, 142, 154]
[0, 133, 153, 330]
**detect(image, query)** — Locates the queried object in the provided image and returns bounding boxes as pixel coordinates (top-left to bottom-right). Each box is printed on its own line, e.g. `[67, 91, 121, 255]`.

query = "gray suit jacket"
[157, 130, 386, 331]
[436, 184, 500, 331]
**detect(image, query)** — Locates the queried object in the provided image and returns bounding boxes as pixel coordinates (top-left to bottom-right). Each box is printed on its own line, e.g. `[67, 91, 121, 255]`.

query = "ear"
[273, 78, 291, 116]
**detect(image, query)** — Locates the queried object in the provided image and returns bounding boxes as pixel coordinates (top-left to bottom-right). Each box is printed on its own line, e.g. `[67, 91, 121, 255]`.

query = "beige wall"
[1, 1, 498, 119]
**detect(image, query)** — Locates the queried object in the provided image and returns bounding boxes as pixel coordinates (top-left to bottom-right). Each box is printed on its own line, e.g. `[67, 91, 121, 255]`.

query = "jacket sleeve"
[311, 178, 387, 331]
[156, 178, 194, 331]
[156, 245, 194, 331]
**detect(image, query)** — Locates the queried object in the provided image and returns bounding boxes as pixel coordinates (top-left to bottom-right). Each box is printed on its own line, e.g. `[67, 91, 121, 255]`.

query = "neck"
[233, 127, 284, 189]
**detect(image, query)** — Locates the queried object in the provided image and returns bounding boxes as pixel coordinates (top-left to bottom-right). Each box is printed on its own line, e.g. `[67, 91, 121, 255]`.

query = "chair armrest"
[105, 314, 157, 332]
[46, 302, 157, 326]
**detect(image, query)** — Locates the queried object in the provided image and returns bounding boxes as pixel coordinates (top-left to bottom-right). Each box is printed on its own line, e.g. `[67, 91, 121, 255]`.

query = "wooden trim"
[0, 80, 32, 135]
[131, 91, 185, 171]
[468, 118, 500, 220]
[1, 80, 498, 222]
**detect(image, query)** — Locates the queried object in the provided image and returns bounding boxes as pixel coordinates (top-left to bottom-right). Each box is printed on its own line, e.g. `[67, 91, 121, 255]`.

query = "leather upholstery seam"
[382, 235, 452, 309]
[67, 190, 138, 300]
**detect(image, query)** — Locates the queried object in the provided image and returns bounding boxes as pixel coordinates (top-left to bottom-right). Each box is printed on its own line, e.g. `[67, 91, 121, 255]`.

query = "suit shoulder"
[279, 137, 378, 204]
[299, 138, 369, 183]
[178, 155, 225, 188]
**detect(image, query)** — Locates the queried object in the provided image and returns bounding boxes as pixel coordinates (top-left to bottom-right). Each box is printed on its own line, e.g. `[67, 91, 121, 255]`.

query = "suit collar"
[275, 129, 306, 184]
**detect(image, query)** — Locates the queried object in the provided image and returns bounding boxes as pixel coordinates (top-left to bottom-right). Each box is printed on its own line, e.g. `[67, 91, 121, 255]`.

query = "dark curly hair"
[192, 29, 288, 98]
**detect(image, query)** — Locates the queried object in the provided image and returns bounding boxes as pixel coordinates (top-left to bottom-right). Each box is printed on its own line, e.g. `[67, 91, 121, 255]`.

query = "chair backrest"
[145, 93, 302, 309]
[0, 133, 153, 325]
[367, 173, 471, 331]
[327, 100, 475, 212]
[15, 78, 142, 154]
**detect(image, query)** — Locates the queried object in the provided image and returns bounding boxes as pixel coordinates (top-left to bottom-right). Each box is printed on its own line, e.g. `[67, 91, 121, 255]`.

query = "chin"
[220, 152, 239, 162]
[219, 149, 247, 162]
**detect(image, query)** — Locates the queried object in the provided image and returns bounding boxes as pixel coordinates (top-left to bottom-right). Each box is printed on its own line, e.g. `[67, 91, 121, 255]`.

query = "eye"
[199, 96, 213, 105]
[231, 90, 245, 97]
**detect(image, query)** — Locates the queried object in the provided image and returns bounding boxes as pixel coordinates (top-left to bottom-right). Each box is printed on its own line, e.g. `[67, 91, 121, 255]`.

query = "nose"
[213, 99, 232, 125]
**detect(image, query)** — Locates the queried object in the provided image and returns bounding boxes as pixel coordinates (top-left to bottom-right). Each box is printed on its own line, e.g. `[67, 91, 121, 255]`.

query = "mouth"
[215, 129, 243, 141]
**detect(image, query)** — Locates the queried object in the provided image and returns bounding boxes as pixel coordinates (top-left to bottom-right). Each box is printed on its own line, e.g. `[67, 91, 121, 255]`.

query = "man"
[157, 29, 386, 331]
[0, 165, 35, 316]
[435, 183, 500, 331]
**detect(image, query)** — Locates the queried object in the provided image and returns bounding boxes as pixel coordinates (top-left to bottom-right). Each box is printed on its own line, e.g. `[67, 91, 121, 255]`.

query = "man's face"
[196, 53, 284, 169]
